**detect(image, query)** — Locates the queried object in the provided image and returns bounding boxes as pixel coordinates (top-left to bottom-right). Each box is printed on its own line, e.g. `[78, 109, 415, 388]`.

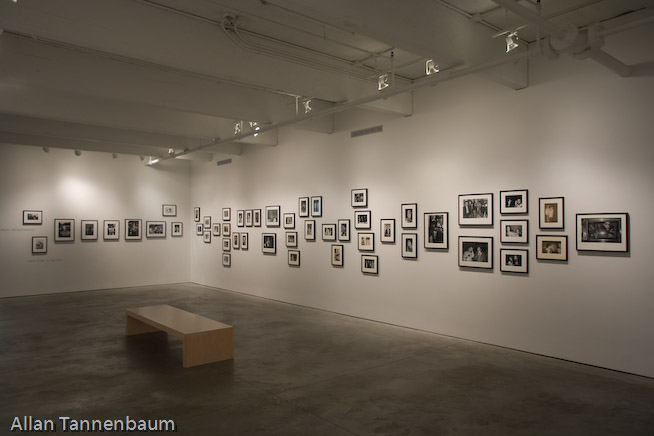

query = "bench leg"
[183, 328, 234, 368]
[126, 315, 161, 336]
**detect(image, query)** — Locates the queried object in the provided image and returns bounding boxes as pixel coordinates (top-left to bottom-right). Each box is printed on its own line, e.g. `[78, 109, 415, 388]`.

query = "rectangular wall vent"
[216, 158, 232, 166]
[351, 125, 383, 138]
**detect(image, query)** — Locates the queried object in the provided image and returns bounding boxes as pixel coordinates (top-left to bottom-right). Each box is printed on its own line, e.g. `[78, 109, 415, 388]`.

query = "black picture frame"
[458, 193, 493, 226]
[500, 190, 528, 215]
[196, 223, 203, 236]
[322, 223, 337, 241]
[283, 213, 296, 229]
[288, 250, 300, 266]
[361, 255, 379, 275]
[539, 197, 564, 230]
[500, 249, 529, 274]
[253, 209, 262, 227]
[146, 221, 166, 238]
[536, 235, 568, 261]
[54, 218, 75, 242]
[311, 196, 322, 217]
[331, 244, 344, 267]
[500, 219, 529, 244]
[32, 236, 47, 254]
[203, 231, 211, 243]
[357, 232, 374, 251]
[576, 213, 629, 252]
[125, 219, 142, 241]
[222, 222, 231, 236]
[286, 231, 298, 247]
[424, 212, 448, 249]
[351, 188, 368, 207]
[212, 223, 221, 237]
[203, 216, 211, 230]
[233, 232, 240, 250]
[222, 208, 231, 221]
[222, 253, 231, 267]
[401, 203, 417, 229]
[265, 205, 281, 227]
[241, 232, 249, 250]
[80, 220, 98, 241]
[162, 204, 177, 217]
[262, 233, 277, 254]
[23, 210, 43, 225]
[338, 219, 350, 242]
[171, 222, 183, 237]
[401, 233, 418, 259]
[380, 219, 395, 243]
[458, 236, 493, 269]
[298, 197, 310, 217]
[103, 220, 120, 240]
[304, 220, 316, 241]
[194, 207, 200, 222]
[222, 237, 231, 252]
[237, 210, 245, 227]
[354, 210, 371, 229]
[245, 210, 253, 227]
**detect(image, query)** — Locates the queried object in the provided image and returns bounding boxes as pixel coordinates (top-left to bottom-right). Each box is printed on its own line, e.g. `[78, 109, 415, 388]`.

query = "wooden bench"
[125, 305, 234, 368]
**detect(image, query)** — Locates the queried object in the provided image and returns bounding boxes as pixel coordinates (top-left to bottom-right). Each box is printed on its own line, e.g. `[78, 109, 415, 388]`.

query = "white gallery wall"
[190, 53, 654, 377]
[0, 144, 192, 296]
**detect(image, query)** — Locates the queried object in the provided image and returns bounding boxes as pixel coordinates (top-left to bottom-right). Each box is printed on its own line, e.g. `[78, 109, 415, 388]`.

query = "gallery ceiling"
[0, 0, 652, 162]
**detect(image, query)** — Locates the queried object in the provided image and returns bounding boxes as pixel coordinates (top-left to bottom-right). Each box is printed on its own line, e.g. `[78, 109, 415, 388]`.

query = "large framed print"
[338, 219, 350, 242]
[222, 208, 231, 221]
[576, 213, 628, 252]
[81, 220, 98, 241]
[23, 210, 43, 225]
[298, 197, 309, 217]
[222, 223, 231, 236]
[32, 236, 47, 254]
[361, 255, 378, 275]
[354, 210, 371, 229]
[288, 250, 300, 266]
[253, 209, 262, 227]
[125, 219, 142, 241]
[286, 231, 298, 247]
[311, 196, 322, 217]
[500, 190, 528, 215]
[304, 220, 316, 241]
[222, 253, 231, 267]
[212, 223, 221, 237]
[500, 220, 529, 244]
[103, 220, 120, 240]
[194, 207, 200, 222]
[203, 216, 211, 230]
[195, 223, 203, 236]
[459, 193, 493, 226]
[401, 203, 417, 229]
[203, 231, 211, 244]
[283, 213, 295, 229]
[322, 224, 336, 241]
[424, 212, 448, 249]
[265, 205, 281, 227]
[171, 222, 183, 237]
[222, 237, 231, 252]
[241, 232, 249, 250]
[162, 204, 177, 217]
[458, 236, 493, 269]
[262, 233, 277, 254]
[401, 233, 418, 259]
[237, 210, 245, 227]
[232, 232, 240, 250]
[351, 188, 368, 207]
[500, 249, 528, 274]
[54, 219, 75, 242]
[536, 235, 568, 261]
[245, 210, 253, 227]
[539, 197, 564, 229]
[331, 244, 344, 267]
[357, 232, 374, 251]
[380, 219, 395, 244]
[146, 221, 166, 238]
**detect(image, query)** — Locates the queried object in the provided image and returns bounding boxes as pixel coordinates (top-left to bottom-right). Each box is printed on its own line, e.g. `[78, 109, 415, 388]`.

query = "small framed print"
[500, 190, 528, 215]
[500, 220, 529, 244]
[424, 212, 448, 249]
[354, 210, 371, 229]
[233, 232, 240, 250]
[146, 221, 166, 238]
[245, 210, 253, 227]
[203, 216, 211, 230]
[162, 204, 177, 217]
[194, 207, 200, 222]
[458, 236, 493, 269]
[304, 220, 316, 241]
[237, 210, 245, 227]
[223, 208, 231, 221]
[401, 233, 418, 259]
[266, 205, 281, 227]
[222, 237, 231, 252]
[298, 197, 309, 217]
[536, 235, 568, 261]
[361, 255, 379, 275]
[171, 222, 183, 237]
[32, 236, 47, 254]
[283, 213, 295, 229]
[253, 209, 262, 227]
[380, 219, 396, 244]
[241, 233, 249, 250]
[196, 223, 203, 236]
[103, 220, 120, 240]
[357, 232, 374, 251]
[222, 223, 231, 236]
[23, 210, 42, 225]
[286, 231, 298, 247]
[262, 233, 276, 254]
[288, 250, 300, 266]
[80, 220, 98, 241]
[401, 203, 417, 229]
[212, 223, 221, 236]
[459, 193, 493, 226]
[338, 219, 350, 242]
[539, 197, 564, 229]
[54, 219, 75, 242]
[311, 196, 322, 217]
[203, 231, 211, 243]
[125, 219, 142, 241]
[222, 253, 231, 267]
[500, 249, 528, 274]
[322, 224, 336, 241]
[331, 244, 344, 267]
[576, 213, 629, 252]
[351, 188, 368, 207]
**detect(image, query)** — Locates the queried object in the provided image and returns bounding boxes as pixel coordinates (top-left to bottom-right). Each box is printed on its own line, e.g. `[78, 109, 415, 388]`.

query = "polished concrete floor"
[1, 283, 653, 435]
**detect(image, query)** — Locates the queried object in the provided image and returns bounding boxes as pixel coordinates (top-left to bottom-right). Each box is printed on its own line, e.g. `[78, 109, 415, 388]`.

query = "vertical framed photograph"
[203, 231, 211, 243]
[266, 205, 281, 227]
[500, 249, 529, 274]
[500, 220, 529, 244]
[103, 220, 120, 240]
[322, 224, 336, 241]
[222, 253, 231, 267]
[298, 197, 309, 217]
[286, 231, 298, 247]
[338, 219, 351, 242]
[222, 237, 231, 252]
[237, 210, 245, 227]
[283, 213, 296, 229]
[222, 208, 231, 221]
[80, 220, 98, 241]
[288, 250, 300, 266]
[23, 210, 43, 225]
[401, 233, 418, 259]
[380, 219, 396, 244]
[54, 219, 75, 242]
[351, 188, 368, 207]
[357, 232, 374, 251]
[424, 212, 448, 249]
[459, 193, 493, 226]
[162, 204, 177, 217]
[241, 232, 249, 250]
[361, 255, 379, 275]
[196, 223, 203, 236]
[262, 233, 277, 254]
[500, 190, 528, 215]
[233, 232, 240, 250]
[222, 223, 231, 236]
[245, 210, 253, 227]
[212, 223, 221, 236]
[401, 203, 418, 229]
[458, 236, 493, 269]
[536, 235, 568, 261]
[146, 221, 166, 238]
[194, 207, 200, 222]
[331, 244, 344, 267]
[576, 213, 629, 252]
[32, 236, 47, 254]
[305, 220, 316, 241]
[311, 196, 322, 217]
[203, 216, 211, 230]
[125, 219, 142, 241]
[539, 197, 564, 229]
[253, 209, 262, 227]
[354, 210, 372, 229]
[171, 222, 183, 237]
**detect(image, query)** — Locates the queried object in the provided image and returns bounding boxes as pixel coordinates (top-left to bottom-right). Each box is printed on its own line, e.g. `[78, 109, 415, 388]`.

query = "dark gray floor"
[1, 283, 653, 435]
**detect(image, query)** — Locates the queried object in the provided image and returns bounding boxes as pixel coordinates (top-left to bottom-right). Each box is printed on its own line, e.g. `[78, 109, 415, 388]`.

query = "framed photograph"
[262, 233, 277, 254]
[171, 222, 183, 237]
[536, 235, 568, 261]
[458, 236, 493, 269]
[80, 220, 98, 241]
[539, 197, 564, 229]
[222, 237, 231, 252]
[32, 236, 47, 254]
[222, 253, 231, 267]
[194, 207, 200, 222]
[322, 224, 336, 241]
[331, 244, 344, 267]
[23, 210, 42, 225]
[338, 219, 350, 242]
[125, 219, 142, 241]
[265, 205, 281, 227]
[401, 203, 417, 229]
[241, 233, 249, 250]
[401, 233, 418, 259]
[380, 219, 396, 244]
[286, 231, 298, 247]
[288, 250, 300, 266]
[500, 190, 528, 215]
[245, 210, 253, 227]
[351, 188, 368, 207]
[222, 223, 231, 236]
[162, 204, 177, 217]
[311, 196, 322, 217]
[203, 216, 211, 230]
[146, 221, 166, 238]
[203, 231, 211, 243]
[283, 213, 295, 229]
[361, 255, 379, 275]
[576, 213, 629, 252]
[500, 220, 529, 244]
[500, 249, 528, 274]
[253, 209, 262, 227]
[54, 219, 75, 242]
[357, 232, 374, 251]
[424, 212, 448, 249]
[212, 223, 221, 236]
[354, 210, 372, 229]
[304, 220, 316, 241]
[233, 232, 240, 250]
[222, 208, 231, 221]
[459, 193, 493, 226]
[237, 210, 244, 227]
[298, 197, 309, 218]
[195, 223, 203, 236]
[103, 220, 120, 240]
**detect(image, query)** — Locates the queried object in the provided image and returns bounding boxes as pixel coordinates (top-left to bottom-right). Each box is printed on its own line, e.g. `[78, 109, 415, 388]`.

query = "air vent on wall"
[351, 125, 383, 138]
[216, 158, 232, 166]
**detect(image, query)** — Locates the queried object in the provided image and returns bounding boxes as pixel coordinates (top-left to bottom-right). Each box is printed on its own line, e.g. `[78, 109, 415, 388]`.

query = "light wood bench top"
[126, 304, 231, 337]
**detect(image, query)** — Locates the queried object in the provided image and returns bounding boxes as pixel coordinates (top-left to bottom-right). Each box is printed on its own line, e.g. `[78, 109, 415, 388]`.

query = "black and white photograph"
[162, 204, 177, 217]
[424, 212, 448, 249]
[266, 205, 281, 227]
[222, 208, 231, 221]
[576, 213, 629, 252]
[458, 236, 493, 269]
[401, 233, 418, 259]
[380, 219, 396, 244]
[222, 237, 231, 252]
[203, 216, 211, 230]
[338, 219, 350, 242]
[194, 207, 200, 222]
[283, 213, 295, 229]
[298, 197, 309, 217]
[125, 219, 141, 241]
[262, 233, 277, 254]
[305, 220, 316, 241]
[500, 249, 529, 274]
[331, 244, 344, 267]
[311, 196, 322, 217]
[401, 203, 417, 229]
[539, 197, 564, 229]
[54, 218, 75, 242]
[81, 220, 98, 241]
[288, 250, 300, 266]
[222, 253, 231, 267]
[459, 193, 493, 226]
[196, 223, 203, 236]
[357, 232, 374, 251]
[500, 190, 528, 215]
[536, 235, 568, 261]
[361, 255, 379, 275]
[322, 224, 337, 241]
[351, 188, 368, 207]
[253, 209, 262, 227]
[354, 210, 372, 229]
[500, 220, 529, 244]
[241, 233, 248, 250]
[237, 210, 244, 227]
[146, 221, 166, 238]
[171, 222, 183, 237]
[286, 231, 298, 247]
[103, 220, 120, 240]
[233, 232, 240, 250]
[32, 236, 47, 254]
[222, 223, 231, 236]
[245, 210, 253, 227]
[23, 210, 43, 225]
[212, 223, 221, 237]
[203, 231, 211, 243]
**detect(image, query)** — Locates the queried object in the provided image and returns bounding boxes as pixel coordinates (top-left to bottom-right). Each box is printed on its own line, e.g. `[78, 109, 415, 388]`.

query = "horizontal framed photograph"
[222, 253, 231, 267]
[288, 250, 300, 267]
[222, 208, 231, 221]
[23, 210, 42, 225]
[380, 219, 395, 243]
[103, 220, 120, 241]
[81, 220, 98, 241]
[322, 224, 336, 241]
[338, 219, 350, 242]
[253, 209, 262, 227]
[401, 233, 418, 259]
[125, 219, 142, 241]
[222, 237, 231, 252]
[354, 210, 371, 229]
[266, 205, 281, 227]
[195, 223, 203, 236]
[298, 197, 309, 218]
[539, 197, 564, 229]
[194, 207, 200, 222]
[212, 222, 221, 236]
[203, 231, 211, 243]
[54, 218, 75, 242]
[424, 212, 448, 249]
[331, 244, 344, 267]
[536, 235, 568, 261]
[304, 220, 316, 241]
[576, 213, 628, 252]
[351, 188, 368, 207]
[311, 196, 322, 217]
[283, 213, 295, 229]
[361, 255, 379, 275]
[241, 232, 248, 250]
[146, 221, 166, 238]
[32, 236, 47, 254]
[458, 236, 493, 269]
[245, 210, 253, 227]
[222, 223, 231, 236]
[500, 219, 529, 244]
[171, 222, 183, 237]
[286, 231, 298, 248]
[233, 232, 240, 250]
[262, 233, 277, 254]
[500, 249, 528, 274]
[401, 203, 417, 229]
[162, 204, 177, 217]
[237, 210, 245, 228]
[203, 216, 211, 230]
[459, 193, 493, 226]
[357, 232, 374, 251]
[500, 190, 528, 215]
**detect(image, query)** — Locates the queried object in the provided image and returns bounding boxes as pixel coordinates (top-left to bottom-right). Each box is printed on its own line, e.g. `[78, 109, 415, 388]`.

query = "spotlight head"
[425, 59, 439, 75]
[112, 153, 118, 159]
[506, 32, 519, 53]
[233, 121, 242, 135]
[249, 121, 260, 137]
[302, 99, 312, 114]
[42, 147, 50, 153]
[74, 149, 82, 156]
[378, 74, 389, 91]
[168, 148, 175, 155]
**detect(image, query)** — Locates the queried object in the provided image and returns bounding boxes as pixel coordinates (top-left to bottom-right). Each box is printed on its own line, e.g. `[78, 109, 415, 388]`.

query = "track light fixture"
[425, 59, 439, 75]
[233, 121, 242, 135]
[506, 31, 519, 53]
[249, 121, 260, 137]
[378, 74, 389, 91]
[74, 150, 82, 157]
[302, 98, 312, 114]
[146, 157, 160, 166]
